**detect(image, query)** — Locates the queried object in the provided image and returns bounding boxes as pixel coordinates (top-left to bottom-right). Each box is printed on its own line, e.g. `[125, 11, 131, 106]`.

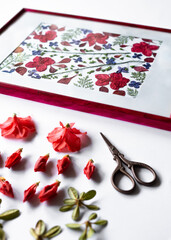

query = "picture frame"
[0, 8, 171, 131]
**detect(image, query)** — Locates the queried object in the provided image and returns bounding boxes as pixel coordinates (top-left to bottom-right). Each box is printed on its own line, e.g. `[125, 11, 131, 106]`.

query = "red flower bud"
[57, 155, 71, 174]
[34, 154, 49, 172]
[23, 182, 40, 202]
[0, 114, 36, 139]
[84, 159, 95, 179]
[38, 180, 60, 202]
[0, 177, 14, 198]
[5, 148, 23, 168]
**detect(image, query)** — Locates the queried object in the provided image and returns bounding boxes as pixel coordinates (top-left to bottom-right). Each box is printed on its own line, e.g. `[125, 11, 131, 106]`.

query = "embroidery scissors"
[100, 132, 157, 194]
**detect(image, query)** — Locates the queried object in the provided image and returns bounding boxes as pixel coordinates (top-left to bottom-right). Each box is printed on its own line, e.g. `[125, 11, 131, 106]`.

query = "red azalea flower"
[57, 155, 71, 174]
[5, 148, 23, 169]
[0, 177, 14, 198]
[110, 73, 130, 90]
[95, 74, 111, 86]
[23, 182, 40, 202]
[25, 56, 55, 72]
[34, 154, 49, 172]
[34, 30, 57, 43]
[81, 33, 108, 46]
[47, 122, 86, 152]
[0, 114, 36, 139]
[84, 159, 95, 179]
[38, 180, 60, 202]
[131, 42, 159, 56]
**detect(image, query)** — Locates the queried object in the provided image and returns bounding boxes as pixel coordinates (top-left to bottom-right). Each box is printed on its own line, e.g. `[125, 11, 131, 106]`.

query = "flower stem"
[42, 50, 131, 55]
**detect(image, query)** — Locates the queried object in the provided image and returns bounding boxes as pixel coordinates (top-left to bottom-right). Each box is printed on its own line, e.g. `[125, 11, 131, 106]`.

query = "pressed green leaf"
[30, 228, 38, 239]
[68, 187, 78, 199]
[87, 226, 95, 238]
[79, 230, 87, 240]
[59, 205, 74, 212]
[66, 223, 81, 229]
[0, 209, 20, 220]
[94, 220, 108, 225]
[82, 190, 96, 201]
[35, 220, 46, 236]
[88, 213, 97, 221]
[0, 228, 5, 240]
[43, 226, 61, 238]
[63, 199, 76, 205]
[85, 205, 100, 210]
[72, 205, 80, 220]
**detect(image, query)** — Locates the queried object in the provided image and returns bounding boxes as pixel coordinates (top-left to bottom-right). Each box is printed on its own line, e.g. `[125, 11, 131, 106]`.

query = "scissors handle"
[119, 153, 157, 186]
[111, 155, 136, 194]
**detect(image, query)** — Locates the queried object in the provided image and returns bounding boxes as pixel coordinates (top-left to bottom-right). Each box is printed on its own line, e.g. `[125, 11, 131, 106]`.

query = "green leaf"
[43, 226, 62, 238]
[85, 205, 100, 210]
[79, 192, 86, 200]
[68, 187, 78, 199]
[88, 213, 97, 221]
[82, 190, 96, 201]
[63, 199, 76, 205]
[35, 220, 46, 236]
[66, 223, 81, 229]
[0, 209, 20, 220]
[30, 228, 38, 239]
[0, 228, 5, 240]
[79, 230, 87, 240]
[72, 205, 80, 220]
[87, 226, 95, 238]
[59, 205, 74, 212]
[94, 220, 108, 225]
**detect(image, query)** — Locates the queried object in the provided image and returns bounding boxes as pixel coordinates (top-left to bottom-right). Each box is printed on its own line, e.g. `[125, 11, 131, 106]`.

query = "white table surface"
[0, 1, 171, 240]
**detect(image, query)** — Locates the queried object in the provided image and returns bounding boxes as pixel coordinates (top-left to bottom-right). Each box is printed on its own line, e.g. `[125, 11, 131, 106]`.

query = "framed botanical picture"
[0, 8, 171, 131]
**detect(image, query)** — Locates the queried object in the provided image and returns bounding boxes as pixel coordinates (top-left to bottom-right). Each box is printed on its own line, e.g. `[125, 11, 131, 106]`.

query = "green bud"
[0, 209, 20, 220]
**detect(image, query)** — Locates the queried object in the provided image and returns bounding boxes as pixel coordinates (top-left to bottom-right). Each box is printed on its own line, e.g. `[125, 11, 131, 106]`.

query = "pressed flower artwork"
[0, 23, 162, 98]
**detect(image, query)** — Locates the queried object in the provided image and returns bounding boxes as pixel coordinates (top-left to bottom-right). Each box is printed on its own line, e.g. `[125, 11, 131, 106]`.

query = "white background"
[0, 1, 171, 240]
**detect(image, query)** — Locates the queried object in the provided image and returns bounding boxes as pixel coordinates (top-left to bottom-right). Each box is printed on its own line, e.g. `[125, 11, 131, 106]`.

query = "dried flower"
[60, 187, 99, 220]
[84, 159, 95, 179]
[30, 219, 62, 239]
[34, 154, 49, 172]
[0, 177, 14, 198]
[57, 155, 71, 174]
[38, 180, 60, 202]
[0, 114, 36, 139]
[5, 148, 23, 168]
[47, 122, 86, 152]
[23, 182, 40, 202]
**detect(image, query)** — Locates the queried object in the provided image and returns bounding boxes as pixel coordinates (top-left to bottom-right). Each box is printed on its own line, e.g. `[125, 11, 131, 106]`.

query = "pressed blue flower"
[74, 57, 82, 63]
[103, 43, 112, 49]
[42, 25, 49, 29]
[81, 29, 92, 34]
[132, 53, 142, 59]
[143, 63, 151, 69]
[32, 50, 42, 55]
[106, 58, 115, 65]
[28, 70, 41, 79]
[2, 69, 15, 73]
[21, 41, 27, 46]
[116, 66, 129, 73]
[70, 39, 80, 45]
[129, 81, 141, 89]
[49, 42, 58, 47]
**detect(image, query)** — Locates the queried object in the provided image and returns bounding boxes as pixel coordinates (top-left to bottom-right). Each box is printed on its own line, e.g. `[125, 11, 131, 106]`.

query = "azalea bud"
[84, 159, 95, 179]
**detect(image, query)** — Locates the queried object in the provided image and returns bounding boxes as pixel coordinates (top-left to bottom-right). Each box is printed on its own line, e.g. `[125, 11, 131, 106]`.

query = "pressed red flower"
[34, 30, 57, 43]
[23, 182, 40, 202]
[84, 159, 95, 179]
[0, 114, 36, 139]
[25, 56, 55, 72]
[47, 122, 87, 152]
[81, 33, 108, 46]
[5, 148, 23, 169]
[34, 154, 49, 172]
[95, 74, 111, 86]
[131, 42, 159, 56]
[57, 155, 71, 174]
[110, 73, 129, 90]
[0, 177, 14, 198]
[38, 180, 60, 202]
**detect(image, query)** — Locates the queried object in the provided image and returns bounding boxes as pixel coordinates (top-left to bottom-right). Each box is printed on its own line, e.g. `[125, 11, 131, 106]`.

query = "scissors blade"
[100, 132, 120, 156]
